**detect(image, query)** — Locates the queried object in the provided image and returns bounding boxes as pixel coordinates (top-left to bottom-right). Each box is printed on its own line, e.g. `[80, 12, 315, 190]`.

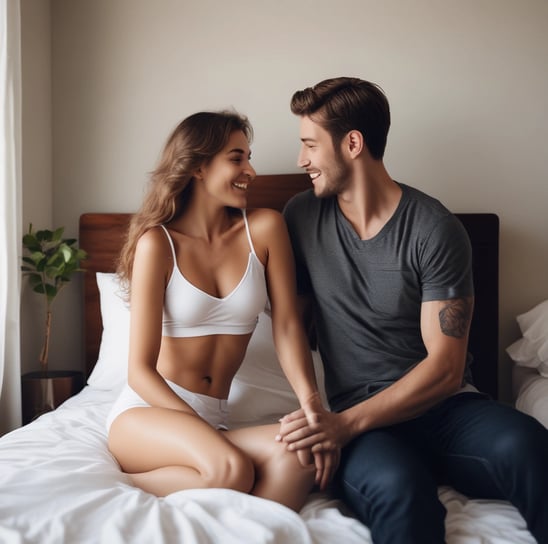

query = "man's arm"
[278, 296, 474, 453]
[295, 293, 316, 350]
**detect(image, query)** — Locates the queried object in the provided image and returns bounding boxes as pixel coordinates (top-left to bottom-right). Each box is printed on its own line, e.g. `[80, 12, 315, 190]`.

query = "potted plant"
[20, 224, 88, 424]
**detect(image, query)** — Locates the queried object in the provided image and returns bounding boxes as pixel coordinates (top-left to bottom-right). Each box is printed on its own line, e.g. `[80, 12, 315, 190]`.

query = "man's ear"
[342, 130, 364, 159]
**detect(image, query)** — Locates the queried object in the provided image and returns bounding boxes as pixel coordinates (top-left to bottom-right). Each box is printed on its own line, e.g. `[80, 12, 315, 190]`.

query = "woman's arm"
[250, 209, 338, 487]
[126, 228, 198, 415]
[250, 209, 320, 405]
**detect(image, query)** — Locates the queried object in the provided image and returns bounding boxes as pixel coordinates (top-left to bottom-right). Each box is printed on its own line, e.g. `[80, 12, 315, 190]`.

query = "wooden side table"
[21, 370, 85, 425]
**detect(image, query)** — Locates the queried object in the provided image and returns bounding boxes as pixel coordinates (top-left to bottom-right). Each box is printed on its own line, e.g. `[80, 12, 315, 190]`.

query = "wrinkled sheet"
[0, 387, 536, 544]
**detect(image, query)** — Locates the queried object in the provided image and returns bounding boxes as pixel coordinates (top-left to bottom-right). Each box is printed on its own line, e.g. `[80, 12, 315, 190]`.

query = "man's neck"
[337, 161, 401, 240]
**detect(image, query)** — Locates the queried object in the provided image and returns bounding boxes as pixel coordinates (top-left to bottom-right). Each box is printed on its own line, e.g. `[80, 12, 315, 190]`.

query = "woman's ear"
[194, 167, 204, 181]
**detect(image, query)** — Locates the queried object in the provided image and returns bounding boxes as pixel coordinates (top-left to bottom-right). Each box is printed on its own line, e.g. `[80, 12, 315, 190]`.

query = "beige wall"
[22, 0, 548, 401]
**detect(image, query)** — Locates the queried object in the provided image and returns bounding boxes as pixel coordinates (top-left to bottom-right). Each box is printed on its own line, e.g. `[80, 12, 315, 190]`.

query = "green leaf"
[36, 229, 54, 242]
[44, 284, 57, 302]
[46, 253, 63, 268]
[29, 253, 47, 271]
[52, 227, 64, 241]
[59, 244, 72, 262]
[28, 274, 44, 288]
[21, 223, 87, 308]
[22, 233, 41, 252]
[29, 250, 45, 263]
[32, 284, 47, 295]
[45, 264, 64, 279]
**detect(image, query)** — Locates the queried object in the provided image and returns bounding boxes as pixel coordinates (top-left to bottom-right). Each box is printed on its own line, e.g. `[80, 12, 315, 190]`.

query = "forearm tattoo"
[438, 298, 472, 338]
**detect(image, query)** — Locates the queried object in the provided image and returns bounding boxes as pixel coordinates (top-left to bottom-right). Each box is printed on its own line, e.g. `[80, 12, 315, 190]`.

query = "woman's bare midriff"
[156, 333, 253, 398]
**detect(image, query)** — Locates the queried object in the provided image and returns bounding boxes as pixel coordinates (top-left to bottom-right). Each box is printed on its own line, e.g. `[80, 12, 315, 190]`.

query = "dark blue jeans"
[335, 393, 548, 544]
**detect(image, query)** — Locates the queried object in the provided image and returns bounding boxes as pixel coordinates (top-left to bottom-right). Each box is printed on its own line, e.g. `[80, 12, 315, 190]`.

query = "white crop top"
[161, 209, 268, 337]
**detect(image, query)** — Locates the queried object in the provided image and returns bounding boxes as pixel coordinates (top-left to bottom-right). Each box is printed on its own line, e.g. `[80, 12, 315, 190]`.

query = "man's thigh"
[426, 392, 548, 499]
[334, 423, 445, 541]
[336, 423, 440, 505]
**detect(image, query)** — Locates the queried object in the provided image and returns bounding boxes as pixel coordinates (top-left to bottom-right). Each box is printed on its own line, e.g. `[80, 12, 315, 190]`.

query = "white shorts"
[106, 379, 229, 432]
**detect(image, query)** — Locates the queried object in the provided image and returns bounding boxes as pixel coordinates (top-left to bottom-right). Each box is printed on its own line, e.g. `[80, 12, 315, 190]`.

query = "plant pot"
[21, 370, 84, 425]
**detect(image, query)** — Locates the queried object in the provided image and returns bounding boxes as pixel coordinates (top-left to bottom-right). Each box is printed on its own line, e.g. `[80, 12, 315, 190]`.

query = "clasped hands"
[275, 392, 345, 491]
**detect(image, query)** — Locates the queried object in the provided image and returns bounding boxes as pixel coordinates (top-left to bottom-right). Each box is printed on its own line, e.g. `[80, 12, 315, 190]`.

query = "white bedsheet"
[0, 387, 536, 544]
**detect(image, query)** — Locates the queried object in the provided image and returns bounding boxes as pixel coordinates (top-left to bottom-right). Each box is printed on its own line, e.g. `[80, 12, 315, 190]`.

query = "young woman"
[106, 111, 334, 511]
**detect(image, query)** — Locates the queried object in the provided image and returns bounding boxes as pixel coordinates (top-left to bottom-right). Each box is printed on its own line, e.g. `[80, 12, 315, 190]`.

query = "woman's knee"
[267, 444, 316, 484]
[202, 449, 255, 493]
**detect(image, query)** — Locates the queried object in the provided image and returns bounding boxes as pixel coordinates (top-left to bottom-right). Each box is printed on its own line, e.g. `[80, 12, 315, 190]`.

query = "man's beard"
[315, 150, 350, 198]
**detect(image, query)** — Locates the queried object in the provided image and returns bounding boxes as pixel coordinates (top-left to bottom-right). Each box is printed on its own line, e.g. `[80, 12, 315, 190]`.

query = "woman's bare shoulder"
[245, 207, 285, 232]
[135, 225, 172, 259]
[245, 209, 290, 265]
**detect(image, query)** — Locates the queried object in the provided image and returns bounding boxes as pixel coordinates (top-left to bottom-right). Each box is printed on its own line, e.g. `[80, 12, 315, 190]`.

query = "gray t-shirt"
[283, 183, 474, 412]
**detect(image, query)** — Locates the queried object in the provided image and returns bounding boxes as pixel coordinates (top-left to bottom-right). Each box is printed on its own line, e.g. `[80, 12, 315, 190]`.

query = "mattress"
[0, 385, 536, 544]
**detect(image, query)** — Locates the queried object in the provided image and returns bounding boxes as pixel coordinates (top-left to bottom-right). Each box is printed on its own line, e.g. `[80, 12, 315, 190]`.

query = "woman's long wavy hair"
[117, 111, 253, 293]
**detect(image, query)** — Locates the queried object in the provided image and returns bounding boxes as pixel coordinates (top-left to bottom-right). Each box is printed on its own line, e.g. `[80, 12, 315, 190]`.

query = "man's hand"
[276, 393, 347, 489]
[312, 449, 340, 491]
[292, 442, 340, 491]
[277, 407, 349, 453]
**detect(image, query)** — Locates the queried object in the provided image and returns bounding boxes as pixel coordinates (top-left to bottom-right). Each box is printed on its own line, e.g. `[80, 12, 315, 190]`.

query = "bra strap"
[159, 225, 177, 261]
[241, 209, 257, 256]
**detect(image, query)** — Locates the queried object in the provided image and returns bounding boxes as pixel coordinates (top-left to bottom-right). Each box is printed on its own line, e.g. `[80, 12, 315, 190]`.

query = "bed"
[0, 174, 538, 543]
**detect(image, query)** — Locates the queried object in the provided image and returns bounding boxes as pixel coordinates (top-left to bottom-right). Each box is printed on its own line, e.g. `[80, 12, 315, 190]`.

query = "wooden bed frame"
[80, 174, 499, 399]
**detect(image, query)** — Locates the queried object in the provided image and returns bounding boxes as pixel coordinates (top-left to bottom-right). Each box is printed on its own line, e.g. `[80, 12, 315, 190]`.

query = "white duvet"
[0, 386, 537, 544]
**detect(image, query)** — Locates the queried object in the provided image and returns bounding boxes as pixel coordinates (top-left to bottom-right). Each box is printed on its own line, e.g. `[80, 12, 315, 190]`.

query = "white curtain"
[0, 0, 22, 435]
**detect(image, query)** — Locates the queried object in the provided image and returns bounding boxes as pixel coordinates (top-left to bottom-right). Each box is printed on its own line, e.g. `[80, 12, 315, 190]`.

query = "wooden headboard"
[79, 174, 499, 399]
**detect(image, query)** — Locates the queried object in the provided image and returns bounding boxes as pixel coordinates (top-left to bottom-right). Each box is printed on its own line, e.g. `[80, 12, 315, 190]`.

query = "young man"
[278, 77, 548, 543]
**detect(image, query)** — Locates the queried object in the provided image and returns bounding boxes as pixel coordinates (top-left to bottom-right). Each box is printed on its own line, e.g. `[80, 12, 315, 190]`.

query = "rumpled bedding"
[0, 387, 536, 544]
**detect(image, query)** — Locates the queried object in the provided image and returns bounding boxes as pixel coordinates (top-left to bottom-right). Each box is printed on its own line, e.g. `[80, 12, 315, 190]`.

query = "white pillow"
[227, 311, 327, 428]
[506, 299, 548, 378]
[87, 272, 328, 424]
[86, 272, 130, 391]
[506, 338, 542, 368]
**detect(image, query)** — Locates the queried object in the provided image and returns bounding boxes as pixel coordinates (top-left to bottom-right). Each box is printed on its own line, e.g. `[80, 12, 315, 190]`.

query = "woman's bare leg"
[108, 407, 255, 496]
[225, 424, 316, 511]
[109, 409, 315, 510]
